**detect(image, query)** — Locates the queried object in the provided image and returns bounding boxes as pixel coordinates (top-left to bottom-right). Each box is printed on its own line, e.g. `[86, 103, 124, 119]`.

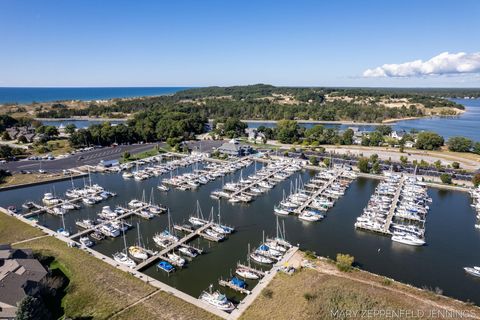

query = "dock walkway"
[383, 176, 405, 232]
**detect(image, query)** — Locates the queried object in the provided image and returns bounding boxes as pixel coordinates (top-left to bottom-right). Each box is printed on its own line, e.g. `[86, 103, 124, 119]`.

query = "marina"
[1, 156, 480, 307]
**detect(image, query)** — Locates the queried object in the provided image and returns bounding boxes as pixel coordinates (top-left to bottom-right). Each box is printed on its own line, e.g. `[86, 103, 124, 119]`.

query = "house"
[390, 130, 406, 140]
[0, 244, 48, 319]
[217, 139, 253, 157]
[245, 128, 266, 143]
[405, 141, 415, 148]
[4, 126, 37, 143]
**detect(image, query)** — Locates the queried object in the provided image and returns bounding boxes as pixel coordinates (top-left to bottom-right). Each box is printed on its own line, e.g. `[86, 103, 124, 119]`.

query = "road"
[1, 143, 159, 173]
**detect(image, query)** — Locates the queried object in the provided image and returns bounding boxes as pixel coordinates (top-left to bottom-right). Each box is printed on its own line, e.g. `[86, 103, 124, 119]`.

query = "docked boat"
[56, 228, 70, 237]
[464, 266, 480, 278]
[178, 246, 198, 258]
[128, 199, 145, 209]
[99, 224, 120, 237]
[235, 267, 260, 280]
[128, 246, 148, 260]
[167, 252, 186, 267]
[82, 197, 96, 205]
[122, 172, 134, 179]
[43, 193, 60, 205]
[298, 211, 323, 222]
[157, 260, 175, 273]
[90, 231, 105, 241]
[113, 252, 136, 268]
[199, 290, 235, 312]
[79, 236, 94, 247]
[157, 184, 169, 192]
[391, 233, 425, 246]
[249, 253, 273, 264]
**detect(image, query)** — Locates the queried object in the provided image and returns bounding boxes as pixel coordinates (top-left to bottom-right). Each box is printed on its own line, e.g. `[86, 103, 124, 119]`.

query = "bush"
[357, 157, 369, 173]
[262, 288, 273, 299]
[336, 253, 354, 272]
[472, 173, 480, 187]
[309, 156, 318, 166]
[451, 161, 460, 169]
[304, 250, 317, 260]
[440, 173, 452, 184]
[303, 292, 317, 301]
[415, 132, 444, 150]
[447, 136, 473, 152]
[381, 277, 393, 286]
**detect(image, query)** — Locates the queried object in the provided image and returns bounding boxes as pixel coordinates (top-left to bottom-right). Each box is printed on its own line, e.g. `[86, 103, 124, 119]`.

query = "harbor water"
[0, 163, 479, 305]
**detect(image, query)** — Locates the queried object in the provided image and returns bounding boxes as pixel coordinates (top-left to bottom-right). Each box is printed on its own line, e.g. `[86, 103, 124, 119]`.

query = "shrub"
[336, 253, 354, 272]
[440, 173, 452, 184]
[262, 288, 273, 299]
[303, 292, 317, 301]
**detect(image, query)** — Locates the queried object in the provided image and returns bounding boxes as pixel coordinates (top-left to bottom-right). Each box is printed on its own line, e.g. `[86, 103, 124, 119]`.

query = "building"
[245, 128, 266, 143]
[0, 244, 48, 319]
[390, 130, 406, 140]
[217, 139, 254, 157]
[4, 126, 37, 143]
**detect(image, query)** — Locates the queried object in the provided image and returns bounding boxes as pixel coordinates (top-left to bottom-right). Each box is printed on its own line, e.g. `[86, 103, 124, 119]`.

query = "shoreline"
[35, 116, 128, 122]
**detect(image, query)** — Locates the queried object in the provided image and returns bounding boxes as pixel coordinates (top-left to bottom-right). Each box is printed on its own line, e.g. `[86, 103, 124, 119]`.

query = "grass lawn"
[0, 172, 81, 188]
[2, 211, 219, 319]
[241, 257, 480, 320]
[120, 147, 162, 163]
[0, 211, 44, 243]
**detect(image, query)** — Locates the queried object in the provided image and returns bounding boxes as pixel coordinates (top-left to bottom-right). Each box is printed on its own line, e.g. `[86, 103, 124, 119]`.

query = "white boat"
[391, 234, 425, 246]
[178, 246, 198, 258]
[113, 252, 136, 268]
[128, 199, 144, 208]
[99, 224, 120, 237]
[43, 193, 60, 205]
[249, 253, 273, 264]
[204, 228, 225, 241]
[274, 206, 290, 216]
[199, 290, 235, 312]
[167, 252, 186, 267]
[82, 197, 96, 205]
[189, 216, 206, 226]
[56, 228, 70, 237]
[299, 211, 322, 222]
[464, 266, 480, 278]
[79, 236, 94, 247]
[235, 268, 260, 280]
[53, 207, 66, 216]
[122, 172, 134, 179]
[157, 184, 169, 192]
[61, 203, 76, 210]
[128, 246, 148, 260]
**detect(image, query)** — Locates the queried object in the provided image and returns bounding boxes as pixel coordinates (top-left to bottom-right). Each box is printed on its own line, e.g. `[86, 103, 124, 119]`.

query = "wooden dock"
[383, 176, 405, 233]
[135, 222, 214, 271]
[293, 169, 344, 215]
[219, 279, 251, 295]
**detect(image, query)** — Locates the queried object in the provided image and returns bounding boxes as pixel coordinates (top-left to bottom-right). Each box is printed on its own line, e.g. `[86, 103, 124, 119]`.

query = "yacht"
[299, 211, 323, 222]
[128, 246, 148, 260]
[128, 199, 145, 208]
[464, 266, 480, 278]
[189, 216, 206, 226]
[204, 228, 225, 241]
[79, 236, 94, 247]
[113, 252, 136, 268]
[56, 228, 70, 237]
[43, 193, 60, 205]
[122, 172, 134, 179]
[391, 233, 425, 246]
[61, 203, 76, 211]
[274, 206, 290, 216]
[82, 197, 96, 205]
[199, 290, 235, 312]
[99, 224, 120, 237]
[157, 184, 169, 192]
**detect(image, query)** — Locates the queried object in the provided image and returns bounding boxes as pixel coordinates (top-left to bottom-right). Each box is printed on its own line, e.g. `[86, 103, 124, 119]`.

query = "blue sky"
[1, 0, 479, 87]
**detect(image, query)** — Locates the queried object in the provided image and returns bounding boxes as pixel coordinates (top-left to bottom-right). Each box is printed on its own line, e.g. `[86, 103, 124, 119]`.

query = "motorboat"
[178, 246, 198, 258]
[199, 290, 235, 312]
[122, 172, 134, 179]
[79, 236, 94, 247]
[128, 199, 145, 208]
[391, 233, 425, 246]
[113, 252, 136, 268]
[43, 193, 60, 205]
[464, 266, 480, 278]
[56, 228, 70, 237]
[157, 260, 175, 273]
[157, 184, 169, 192]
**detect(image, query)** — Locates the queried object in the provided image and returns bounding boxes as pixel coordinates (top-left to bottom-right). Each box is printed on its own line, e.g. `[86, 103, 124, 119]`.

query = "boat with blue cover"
[157, 260, 175, 273]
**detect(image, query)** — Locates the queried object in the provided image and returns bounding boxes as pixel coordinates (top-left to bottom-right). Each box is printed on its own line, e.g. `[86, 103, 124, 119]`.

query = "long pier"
[69, 204, 151, 240]
[383, 176, 405, 233]
[228, 163, 290, 199]
[294, 169, 344, 215]
[135, 222, 213, 271]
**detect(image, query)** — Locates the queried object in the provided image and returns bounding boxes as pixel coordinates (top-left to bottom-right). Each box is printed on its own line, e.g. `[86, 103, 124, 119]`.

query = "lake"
[1, 163, 479, 305]
[0, 87, 189, 104]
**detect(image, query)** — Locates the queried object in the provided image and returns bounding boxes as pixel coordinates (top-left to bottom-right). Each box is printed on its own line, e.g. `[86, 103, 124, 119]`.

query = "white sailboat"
[113, 221, 136, 268]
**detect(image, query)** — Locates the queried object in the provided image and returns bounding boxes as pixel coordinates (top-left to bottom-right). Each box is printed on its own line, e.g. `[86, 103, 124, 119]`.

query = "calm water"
[0, 87, 189, 104]
[247, 98, 480, 141]
[1, 164, 479, 304]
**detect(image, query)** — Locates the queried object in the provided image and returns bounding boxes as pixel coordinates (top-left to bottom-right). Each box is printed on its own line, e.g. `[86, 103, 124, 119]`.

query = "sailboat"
[153, 209, 178, 246]
[56, 212, 70, 237]
[189, 200, 206, 226]
[236, 244, 260, 280]
[128, 222, 149, 260]
[113, 221, 137, 268]
[210, 202, 234, 234]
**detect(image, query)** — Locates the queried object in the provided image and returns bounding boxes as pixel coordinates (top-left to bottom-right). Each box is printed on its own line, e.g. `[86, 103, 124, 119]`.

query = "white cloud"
[363, 52, 480, 77]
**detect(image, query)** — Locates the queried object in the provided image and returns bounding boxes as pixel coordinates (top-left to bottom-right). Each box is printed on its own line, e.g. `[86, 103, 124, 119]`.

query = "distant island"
[1, 84, 474, 124]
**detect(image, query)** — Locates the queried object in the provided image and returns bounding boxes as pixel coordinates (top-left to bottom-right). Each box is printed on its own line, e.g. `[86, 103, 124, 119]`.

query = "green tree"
[368, 131, 384, 146]
[276, 120, 301, 144]
[15, 295, 51, 320]
[400, 155, 408, 165]
[323, 158, 331, 167]
[371, 161, 381, 174]
[375, 125, 392, 136]
[472, 173, 480, 187]
[415, 132, 444, 150]
[473, 142, 480, 155]
[309, 156, 318, 166]
[357, 157, 369, 173]
[2, 131, 11, 140]
[434, 160, 442, 170]
[451, 162, 460, 169]
[64, 123, 77, 135]
[440, 173, 452, 184]
[17, 135, 28, 144]
[447, 136, 473, 152]
[341, 128, 354, 145]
